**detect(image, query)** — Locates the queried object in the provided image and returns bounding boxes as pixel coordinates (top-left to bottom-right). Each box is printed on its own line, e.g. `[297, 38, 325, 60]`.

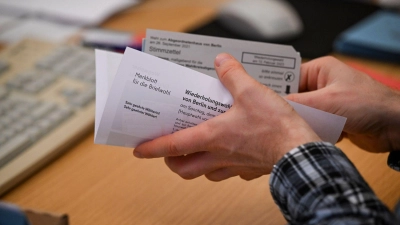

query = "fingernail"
[133, 150, 142, 158]
[215, 53, 232, 67]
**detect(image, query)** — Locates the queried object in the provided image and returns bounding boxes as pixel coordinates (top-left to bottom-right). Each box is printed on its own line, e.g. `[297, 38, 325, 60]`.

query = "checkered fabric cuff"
[269, 142, 397, 225]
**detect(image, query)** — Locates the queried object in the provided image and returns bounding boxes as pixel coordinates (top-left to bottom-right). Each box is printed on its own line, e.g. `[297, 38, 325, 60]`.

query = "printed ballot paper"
[143, 29, 301, 95]
[95, 47, 346, 148]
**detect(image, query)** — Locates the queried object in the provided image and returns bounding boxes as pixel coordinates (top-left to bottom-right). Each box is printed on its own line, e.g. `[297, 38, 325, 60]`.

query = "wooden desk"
[2, 1, 400, 224]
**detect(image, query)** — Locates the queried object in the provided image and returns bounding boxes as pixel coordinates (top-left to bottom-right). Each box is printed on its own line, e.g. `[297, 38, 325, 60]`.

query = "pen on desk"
[80, 28, 144, 52]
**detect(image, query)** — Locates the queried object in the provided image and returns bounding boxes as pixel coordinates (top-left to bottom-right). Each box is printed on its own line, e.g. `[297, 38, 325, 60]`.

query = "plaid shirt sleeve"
[269, 142, 398, 225]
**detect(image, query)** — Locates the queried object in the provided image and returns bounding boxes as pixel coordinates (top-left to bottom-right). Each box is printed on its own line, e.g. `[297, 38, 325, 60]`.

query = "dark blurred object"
[358, 0, 400, 8]
[189, 0, 379, 59]
[334, 10, 400, 63]
[388, 150, 400, 171]
[0, 202, 30, 225]
[0, 202, 68, 225]
[25, 209, 68, 225]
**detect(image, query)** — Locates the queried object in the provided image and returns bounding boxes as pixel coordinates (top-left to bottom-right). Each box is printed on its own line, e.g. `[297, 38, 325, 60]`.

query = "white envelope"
[95, 48, 346, 148]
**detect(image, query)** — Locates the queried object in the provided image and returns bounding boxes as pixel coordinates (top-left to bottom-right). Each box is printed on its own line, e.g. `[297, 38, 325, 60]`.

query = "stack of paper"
[95, 30, 346, 148]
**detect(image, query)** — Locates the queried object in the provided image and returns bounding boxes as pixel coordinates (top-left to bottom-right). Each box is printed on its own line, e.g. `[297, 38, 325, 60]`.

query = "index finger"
[299, 56, 342, 92]
[133, 121, 212, 158]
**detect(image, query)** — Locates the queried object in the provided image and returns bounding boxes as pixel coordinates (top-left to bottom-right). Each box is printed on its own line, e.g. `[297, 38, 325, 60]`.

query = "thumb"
[214, 53, 262, 99]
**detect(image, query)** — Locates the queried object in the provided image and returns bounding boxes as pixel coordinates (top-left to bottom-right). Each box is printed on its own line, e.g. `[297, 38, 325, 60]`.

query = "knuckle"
[164, 157, 174, 169]
[239, 171, 261, 181]
[239, 174, 253, 181]
[178, 168, 197, 180]
[205, 174, 224, 182]
[218, 62, 242, 81]
[166, 140, 181, 156]
[234, 86, 255, 102]
[318, 56, 339, 64]
[166, 159, 198, 180]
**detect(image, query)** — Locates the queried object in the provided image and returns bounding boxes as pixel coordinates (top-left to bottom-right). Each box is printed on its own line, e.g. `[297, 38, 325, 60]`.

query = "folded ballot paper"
[95, 30, 346, 148]
[143, 29, 301, 95]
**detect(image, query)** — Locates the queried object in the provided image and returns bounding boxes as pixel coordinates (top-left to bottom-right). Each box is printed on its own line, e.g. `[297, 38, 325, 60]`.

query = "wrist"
[273, 119, 322, 165]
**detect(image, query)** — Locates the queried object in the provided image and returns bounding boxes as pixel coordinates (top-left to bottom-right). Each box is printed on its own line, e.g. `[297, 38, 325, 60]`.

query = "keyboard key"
[0, 116, 13, 129]
[47, 106, 73, 126]
[0, 87, 8, 100]
[0, 136, 6, 146]
[30, 102, 56, 120]
[0, 134, 32, 168]
[68, 89, 95, 107]
[19, 117, 34, 128]
[2, 129, 15, 141]
[23, 127, 43, 141]
[60, 87, 79, 98]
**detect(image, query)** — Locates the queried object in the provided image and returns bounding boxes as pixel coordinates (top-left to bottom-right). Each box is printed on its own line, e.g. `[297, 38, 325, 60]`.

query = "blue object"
[0, 202, 30, 225]
[334, 10, 400, 63]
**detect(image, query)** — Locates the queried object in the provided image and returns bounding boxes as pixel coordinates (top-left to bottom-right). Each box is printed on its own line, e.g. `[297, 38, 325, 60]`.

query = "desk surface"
[2, 1, 400, 224]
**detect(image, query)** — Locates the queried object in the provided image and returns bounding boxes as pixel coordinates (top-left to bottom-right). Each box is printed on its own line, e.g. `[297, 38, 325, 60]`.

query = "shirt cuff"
[269, 142, 394, 224]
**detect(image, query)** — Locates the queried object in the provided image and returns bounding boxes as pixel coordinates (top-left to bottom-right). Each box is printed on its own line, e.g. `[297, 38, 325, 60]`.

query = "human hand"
[287, 56, 400, 153]
[133, 53, 320, 181]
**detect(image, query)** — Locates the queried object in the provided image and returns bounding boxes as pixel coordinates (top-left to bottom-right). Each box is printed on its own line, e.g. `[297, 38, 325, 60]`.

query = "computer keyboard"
[0, 39, 95, 195]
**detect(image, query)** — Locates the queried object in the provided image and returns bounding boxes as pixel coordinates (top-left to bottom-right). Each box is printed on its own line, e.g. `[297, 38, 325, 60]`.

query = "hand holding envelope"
[133, 53, 322, 181]
[95, 47, 345, 148]
[95, 29, 347, 181]
[95, 29, 346, 149]
[288, 56, 400, 154]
